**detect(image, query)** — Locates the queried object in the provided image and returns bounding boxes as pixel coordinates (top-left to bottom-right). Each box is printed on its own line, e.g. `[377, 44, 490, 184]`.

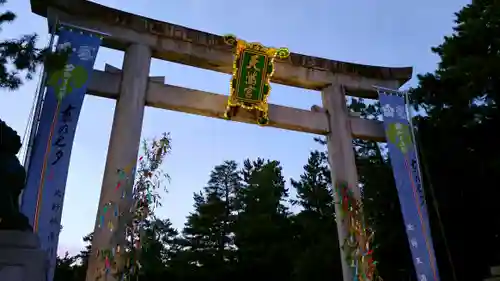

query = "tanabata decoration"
[116, 156, 142, 190]
[96, 134, 171, 281]
[222, 34, 290, 125]
[97, 201, 119, 231]
[96, 156, 142, 231]
[95, 246, 120, 279]
[335, 181, 382, 281]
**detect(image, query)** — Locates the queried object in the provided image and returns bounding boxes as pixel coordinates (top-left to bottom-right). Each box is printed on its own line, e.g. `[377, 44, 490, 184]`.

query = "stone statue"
[0, 119, 32, 231]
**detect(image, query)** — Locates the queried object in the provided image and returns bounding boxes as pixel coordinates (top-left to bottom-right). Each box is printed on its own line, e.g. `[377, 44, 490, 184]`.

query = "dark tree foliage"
[134, 219, 179, 280]
[0, 0, 68, 90]
[410, 1, 500, 280]
[233, 158, 294, 280]
[290, 151, 342, 281]
[53, 252, 78, 281]
[174, 160, 240, 281]
[0, 0, 42, 89]
[67, 233, 93, 281]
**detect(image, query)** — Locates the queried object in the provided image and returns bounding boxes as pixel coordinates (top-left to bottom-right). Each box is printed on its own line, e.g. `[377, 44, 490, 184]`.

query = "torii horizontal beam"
[30, 2, 411, 98]
[87, 65, 386, 141]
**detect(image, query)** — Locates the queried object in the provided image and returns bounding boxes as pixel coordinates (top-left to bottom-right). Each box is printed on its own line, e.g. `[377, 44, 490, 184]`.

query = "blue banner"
[378, 92, 440, 281]
[21, 27, 101, 281]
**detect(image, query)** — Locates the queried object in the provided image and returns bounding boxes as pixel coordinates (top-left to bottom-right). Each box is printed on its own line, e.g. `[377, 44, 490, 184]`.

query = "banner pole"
[403, 90, 458, 281]
[20, 16, 59, 211]
[403, 91, 425, 183]
[377, 88, 440, 281]
[23, 16, 59, 173]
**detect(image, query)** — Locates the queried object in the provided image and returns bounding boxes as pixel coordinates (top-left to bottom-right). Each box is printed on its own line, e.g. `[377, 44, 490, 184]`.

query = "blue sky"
[0, 0, 468, 255]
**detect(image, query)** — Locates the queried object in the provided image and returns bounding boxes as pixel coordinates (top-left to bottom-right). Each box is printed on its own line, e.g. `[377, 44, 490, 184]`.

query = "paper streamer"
[336, 181, 381, 281]
[98, 138, 169, 281]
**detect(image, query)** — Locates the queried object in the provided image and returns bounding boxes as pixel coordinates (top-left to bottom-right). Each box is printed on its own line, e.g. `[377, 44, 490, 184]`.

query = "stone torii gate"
[29, 1, 412, 280]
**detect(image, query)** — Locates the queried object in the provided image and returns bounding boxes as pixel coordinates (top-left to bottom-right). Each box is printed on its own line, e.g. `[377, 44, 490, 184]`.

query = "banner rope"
[19, 29, 57, 161]
[19, 71, 42, 160]
[19, 17, 60, 215]
[21, 16, 60, 169]
[403, 91, 458, 281]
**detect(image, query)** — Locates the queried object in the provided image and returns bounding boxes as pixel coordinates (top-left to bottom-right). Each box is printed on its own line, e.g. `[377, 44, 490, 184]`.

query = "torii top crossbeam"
[29, 0, 412, 98]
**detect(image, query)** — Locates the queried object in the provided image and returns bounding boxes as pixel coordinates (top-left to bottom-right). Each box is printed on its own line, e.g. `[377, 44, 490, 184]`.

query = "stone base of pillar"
[0, 231, 48, 281]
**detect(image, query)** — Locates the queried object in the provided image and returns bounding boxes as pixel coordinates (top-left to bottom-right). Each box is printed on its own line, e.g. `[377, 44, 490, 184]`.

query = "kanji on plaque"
[223, 34, 289, 125]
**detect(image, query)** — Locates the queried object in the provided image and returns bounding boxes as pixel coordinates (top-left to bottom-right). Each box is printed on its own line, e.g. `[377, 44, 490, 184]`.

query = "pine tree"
[204, 160, 240, 260]
[238, 158, 289, 215]
[291, 150, 333, 215]
[138, 219, 179, 280]
[53, 252, 78, 281]
[290, 150, 342, 281]
[66, 233, 93, 281]
[177, 160, 241, 280]
[234, 158, 294, 280]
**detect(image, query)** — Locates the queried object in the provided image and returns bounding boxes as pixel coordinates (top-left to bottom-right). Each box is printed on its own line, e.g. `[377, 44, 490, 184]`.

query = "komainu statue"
[0, 119, 32, 231]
